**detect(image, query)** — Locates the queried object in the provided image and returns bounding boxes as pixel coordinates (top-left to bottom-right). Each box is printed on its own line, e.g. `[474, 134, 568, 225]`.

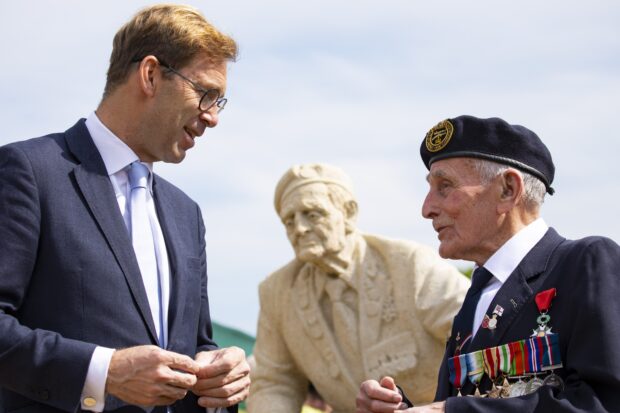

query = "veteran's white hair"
[472, 158, 546, 211]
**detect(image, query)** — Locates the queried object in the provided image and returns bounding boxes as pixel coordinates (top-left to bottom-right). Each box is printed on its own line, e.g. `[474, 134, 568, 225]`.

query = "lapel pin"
[483, 304, 504, 330]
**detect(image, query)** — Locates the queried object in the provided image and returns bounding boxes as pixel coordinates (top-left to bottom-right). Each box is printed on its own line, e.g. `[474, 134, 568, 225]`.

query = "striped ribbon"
[466, 350, 485, 386]
[509, 340, 527, 376]
[483, 346, 500, 380]
[448, 354, 468, 389]
[542, 333, 563, 371]
[526, 337, 545, 373]
[497, 343, 512, 375]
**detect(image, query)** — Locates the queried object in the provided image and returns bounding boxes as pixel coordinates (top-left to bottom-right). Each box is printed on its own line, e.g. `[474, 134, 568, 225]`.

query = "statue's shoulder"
[362, 232, 436, 259]
[259, 259, 305, 293]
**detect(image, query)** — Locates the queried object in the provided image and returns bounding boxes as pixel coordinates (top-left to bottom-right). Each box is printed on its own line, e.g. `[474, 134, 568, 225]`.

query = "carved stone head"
[274, 164, 359, 265]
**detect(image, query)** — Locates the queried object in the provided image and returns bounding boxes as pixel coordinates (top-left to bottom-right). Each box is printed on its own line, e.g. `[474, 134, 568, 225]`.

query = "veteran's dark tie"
[451, 266, 493, 352]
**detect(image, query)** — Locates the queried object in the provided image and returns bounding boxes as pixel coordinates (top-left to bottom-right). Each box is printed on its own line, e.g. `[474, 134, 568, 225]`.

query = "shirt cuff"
[81, 346, 115, 412]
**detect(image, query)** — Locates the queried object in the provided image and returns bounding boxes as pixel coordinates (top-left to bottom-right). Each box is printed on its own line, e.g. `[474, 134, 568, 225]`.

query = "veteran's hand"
[356, 376, 408, 413]
[396, 401, 445, 412]
[106, 345, 199, 406]
[192, 346, 251, 408]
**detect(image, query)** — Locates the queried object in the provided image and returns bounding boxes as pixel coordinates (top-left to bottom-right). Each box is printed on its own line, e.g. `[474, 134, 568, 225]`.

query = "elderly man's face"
[421, 158, 500, 264]
[279, 183, 349, 264]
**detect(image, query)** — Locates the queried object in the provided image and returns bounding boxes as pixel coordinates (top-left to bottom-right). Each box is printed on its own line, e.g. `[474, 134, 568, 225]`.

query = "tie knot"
[325, 277, 348, 302]
[469, 266, 493, 295]
[128, 162, 150, 190]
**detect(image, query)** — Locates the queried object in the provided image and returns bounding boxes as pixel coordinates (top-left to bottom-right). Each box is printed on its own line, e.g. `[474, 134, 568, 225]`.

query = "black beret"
[420, 115, 555, 195]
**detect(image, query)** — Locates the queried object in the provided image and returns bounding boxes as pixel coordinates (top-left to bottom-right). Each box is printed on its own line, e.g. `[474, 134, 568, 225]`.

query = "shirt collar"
[85, 111, 154, 188]
[483, 217, 549, 283]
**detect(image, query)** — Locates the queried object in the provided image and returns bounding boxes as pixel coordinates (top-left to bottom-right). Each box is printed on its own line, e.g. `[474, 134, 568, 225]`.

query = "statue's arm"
[247, 278, 308, 413]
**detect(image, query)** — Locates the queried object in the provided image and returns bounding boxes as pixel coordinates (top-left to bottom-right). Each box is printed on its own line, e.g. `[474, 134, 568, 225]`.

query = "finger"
[196, 347, 246, 378]
[193, 372, 250, 397]
[365, 380, 402, 404]
[166, 368, 198, 389]
[193, 361, 250, 391]
[379, 376, 397, 391]
[166, 351, 200, 375]
[155, 385, 189, 403]
[195, 386, 249, 409]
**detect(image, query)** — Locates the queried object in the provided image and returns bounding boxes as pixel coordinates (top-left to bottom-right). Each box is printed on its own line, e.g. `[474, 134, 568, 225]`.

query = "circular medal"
[543, 373, 565, 391]
[525, 377, 544, 394]
[488, 317, 498, 330]
[509, 380, 527, 397]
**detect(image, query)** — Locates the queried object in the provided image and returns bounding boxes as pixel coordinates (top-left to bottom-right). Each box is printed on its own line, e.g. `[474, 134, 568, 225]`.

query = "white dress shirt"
[472, 218, 549, 336]
[81, 112, 172, 411]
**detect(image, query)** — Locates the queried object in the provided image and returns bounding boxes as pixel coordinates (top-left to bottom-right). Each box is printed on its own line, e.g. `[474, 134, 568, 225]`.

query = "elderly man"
[0, 5, 249, 413]
[356, 116, 620, 412]
[248, 163, 469, 413]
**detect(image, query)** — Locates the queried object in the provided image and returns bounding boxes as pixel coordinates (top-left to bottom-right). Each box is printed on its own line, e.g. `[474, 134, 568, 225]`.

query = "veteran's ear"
[343, 200, 359, 233]
[497, 169, 524, 213]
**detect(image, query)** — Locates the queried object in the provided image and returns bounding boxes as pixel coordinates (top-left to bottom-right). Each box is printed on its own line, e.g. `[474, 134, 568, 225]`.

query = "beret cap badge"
[425, 119, 454, 152]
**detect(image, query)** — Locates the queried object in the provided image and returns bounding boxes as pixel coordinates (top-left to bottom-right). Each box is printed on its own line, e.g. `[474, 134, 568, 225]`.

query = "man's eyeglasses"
[158, 60, 227, 113]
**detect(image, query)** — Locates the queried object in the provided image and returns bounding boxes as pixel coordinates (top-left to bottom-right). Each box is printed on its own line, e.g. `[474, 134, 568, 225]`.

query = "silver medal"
[524, 377, 544, 394]
[542, 373, 565, 391]
[509, 380, 527, 397]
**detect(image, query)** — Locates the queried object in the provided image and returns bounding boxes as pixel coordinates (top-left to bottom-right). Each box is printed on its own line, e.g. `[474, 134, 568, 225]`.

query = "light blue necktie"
[129, 163, 220, 413]
[128, 161, 165, 347]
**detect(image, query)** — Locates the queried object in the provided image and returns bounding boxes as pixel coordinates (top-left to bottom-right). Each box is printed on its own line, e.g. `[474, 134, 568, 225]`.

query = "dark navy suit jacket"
[431, 228, 620, 412]
[0, 120, 234, 413]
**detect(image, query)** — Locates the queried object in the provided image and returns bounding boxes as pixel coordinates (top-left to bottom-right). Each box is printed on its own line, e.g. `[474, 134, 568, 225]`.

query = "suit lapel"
[468, 268, 533, 351]
[469, 228, 564, 351]
[152, 178, 184, 345]
[292, 265, 358, 392]
[358, 247, 389, 347]
[65, 120, 159, 343]
[459, 228, 564, 395]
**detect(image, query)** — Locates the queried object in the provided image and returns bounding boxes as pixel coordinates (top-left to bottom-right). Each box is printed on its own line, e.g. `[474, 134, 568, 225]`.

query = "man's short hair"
[472, 158, 546, 210]
[104, 4, 238, 97]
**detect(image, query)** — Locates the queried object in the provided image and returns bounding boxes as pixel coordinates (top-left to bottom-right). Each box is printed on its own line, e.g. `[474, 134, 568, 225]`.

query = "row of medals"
[470, 311, 565, 398]
[477, 371, 565, 398]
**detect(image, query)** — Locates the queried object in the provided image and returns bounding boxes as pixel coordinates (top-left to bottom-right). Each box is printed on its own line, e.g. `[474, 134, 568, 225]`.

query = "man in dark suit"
[356, 115, 620, 412]
[0, 4, 249, 413]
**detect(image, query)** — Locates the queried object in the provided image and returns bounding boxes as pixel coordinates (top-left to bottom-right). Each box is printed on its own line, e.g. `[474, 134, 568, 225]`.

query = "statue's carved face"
[279, 183, 350, 264]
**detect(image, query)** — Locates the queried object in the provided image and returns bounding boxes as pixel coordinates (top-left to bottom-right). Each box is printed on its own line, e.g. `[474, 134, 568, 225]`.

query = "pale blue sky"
[1, 1, 618, 335]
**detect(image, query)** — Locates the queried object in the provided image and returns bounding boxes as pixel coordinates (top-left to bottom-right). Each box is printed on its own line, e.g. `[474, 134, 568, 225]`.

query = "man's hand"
[192, 346, 251, 408]
[396, 401, 446, 412]
[106, 345, 200, 406]
[356, 376, 408, 413]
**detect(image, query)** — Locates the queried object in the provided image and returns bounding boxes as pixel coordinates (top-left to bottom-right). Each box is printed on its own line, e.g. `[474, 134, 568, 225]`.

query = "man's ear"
[343, 200, 359, 233]
[497, 169, 524, 213]
[135, 55, 161, 97]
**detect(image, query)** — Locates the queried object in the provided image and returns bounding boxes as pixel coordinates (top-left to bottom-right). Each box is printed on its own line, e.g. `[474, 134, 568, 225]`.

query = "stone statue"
[247, 163, 469, 413]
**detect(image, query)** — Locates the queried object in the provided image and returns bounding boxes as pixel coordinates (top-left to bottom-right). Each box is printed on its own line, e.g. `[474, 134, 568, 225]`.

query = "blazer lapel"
[152, 178, 184, 345]
[65, 120, 159, 343]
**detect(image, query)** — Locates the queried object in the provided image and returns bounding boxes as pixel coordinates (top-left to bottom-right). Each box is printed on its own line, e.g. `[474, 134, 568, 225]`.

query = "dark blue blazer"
[0, 120, 233, 413]
[432, 228, 620, 412]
